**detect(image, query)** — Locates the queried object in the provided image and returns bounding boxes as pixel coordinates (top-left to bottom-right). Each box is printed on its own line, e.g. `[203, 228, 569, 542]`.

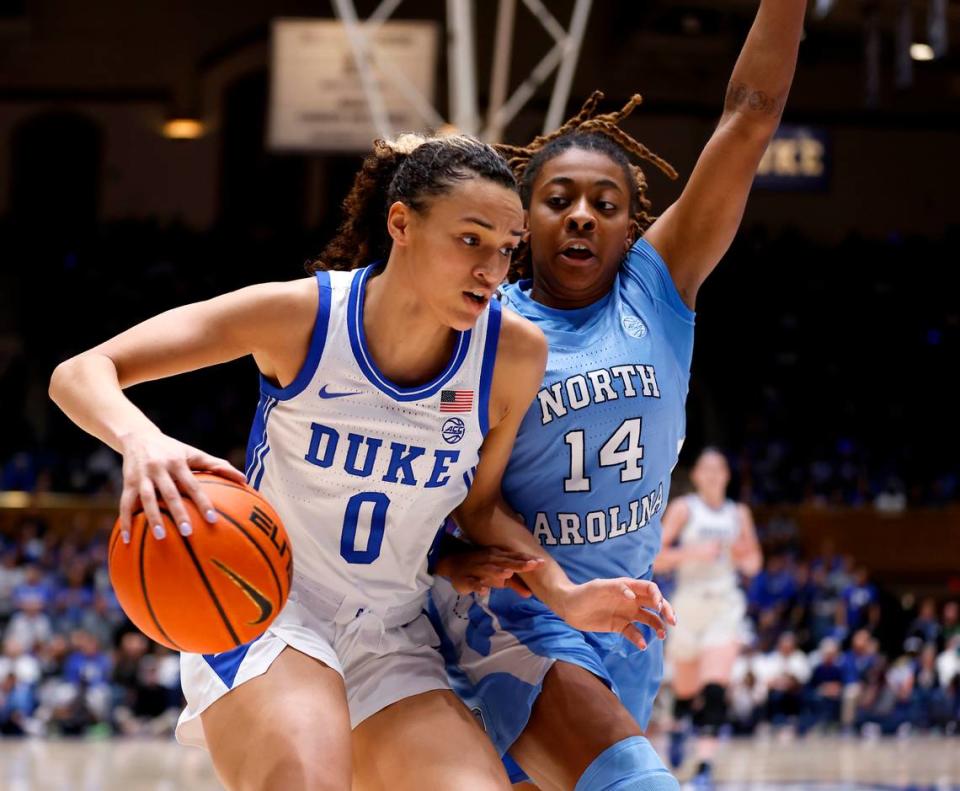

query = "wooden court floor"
[0, 734, 957, 790]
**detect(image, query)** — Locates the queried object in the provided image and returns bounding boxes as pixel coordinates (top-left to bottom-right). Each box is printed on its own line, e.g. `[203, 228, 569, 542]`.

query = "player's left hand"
[559, 578, 676, 650]
[435, 548, 541, 597]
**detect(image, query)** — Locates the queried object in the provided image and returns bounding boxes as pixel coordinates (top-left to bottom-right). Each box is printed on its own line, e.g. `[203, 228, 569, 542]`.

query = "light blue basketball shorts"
[427, 577, 664, 764]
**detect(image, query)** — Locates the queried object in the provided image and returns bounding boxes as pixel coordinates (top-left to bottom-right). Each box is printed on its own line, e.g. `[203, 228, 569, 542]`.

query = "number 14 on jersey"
[563, 418, 645, 493]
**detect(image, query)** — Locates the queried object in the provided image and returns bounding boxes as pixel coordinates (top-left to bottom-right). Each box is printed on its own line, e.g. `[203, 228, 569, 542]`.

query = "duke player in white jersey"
[50, 132, 672, 791]
[430, 2, 806, 789]
[655, 449, 761, 785]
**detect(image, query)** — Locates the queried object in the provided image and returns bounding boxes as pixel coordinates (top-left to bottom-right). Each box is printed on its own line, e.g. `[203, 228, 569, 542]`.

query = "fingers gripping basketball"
[108, 473, 293, 653]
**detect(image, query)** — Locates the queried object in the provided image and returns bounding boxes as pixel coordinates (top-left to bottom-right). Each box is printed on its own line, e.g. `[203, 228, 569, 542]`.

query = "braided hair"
[310, 133, 516, 272]
[494, 91, 678, 280]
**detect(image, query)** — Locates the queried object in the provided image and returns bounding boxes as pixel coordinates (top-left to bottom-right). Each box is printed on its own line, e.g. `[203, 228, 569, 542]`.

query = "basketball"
[107, 472, 293, 654]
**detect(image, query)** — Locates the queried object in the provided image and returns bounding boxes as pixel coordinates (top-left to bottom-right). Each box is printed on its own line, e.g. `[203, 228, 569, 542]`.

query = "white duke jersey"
[244, 265, 501, 613]
[675, 494, 741, 593]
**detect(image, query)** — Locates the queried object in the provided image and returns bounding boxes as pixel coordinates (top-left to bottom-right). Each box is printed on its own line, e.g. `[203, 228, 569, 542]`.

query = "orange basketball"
[108, 472, 293, 654]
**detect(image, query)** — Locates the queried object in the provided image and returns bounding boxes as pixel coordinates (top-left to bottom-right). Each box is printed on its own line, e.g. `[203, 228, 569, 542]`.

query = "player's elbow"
[49, 352, 115, 408]
[49, 356, 81, 407]
[719, 110, 780, 151]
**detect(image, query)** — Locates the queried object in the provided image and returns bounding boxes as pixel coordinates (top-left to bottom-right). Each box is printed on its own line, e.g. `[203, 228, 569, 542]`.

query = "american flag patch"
[440, 389, 473, 412]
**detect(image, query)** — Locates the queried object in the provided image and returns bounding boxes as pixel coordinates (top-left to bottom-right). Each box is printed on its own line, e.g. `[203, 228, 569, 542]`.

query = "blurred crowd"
[0, 221, 958, 506]
[0, 218, 957, 741]
[0, 519, 181, 737]
[1, 514, 958, 740]
[659, 551, 960, 737]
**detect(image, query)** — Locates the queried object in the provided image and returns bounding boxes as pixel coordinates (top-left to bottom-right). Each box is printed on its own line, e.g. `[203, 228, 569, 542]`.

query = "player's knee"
[695, 682, 728, 734]
[257, 758, 335, 791]
[574, 736, 679, 791]
[237, 743, 342, 791]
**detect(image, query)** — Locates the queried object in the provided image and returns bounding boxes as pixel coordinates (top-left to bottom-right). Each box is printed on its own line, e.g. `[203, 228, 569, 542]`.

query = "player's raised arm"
[48, 279, 315, 537]
[644, 0, 806, 308]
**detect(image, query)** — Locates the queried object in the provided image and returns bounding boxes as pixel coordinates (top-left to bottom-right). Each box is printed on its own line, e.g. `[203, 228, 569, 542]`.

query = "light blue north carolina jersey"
[428, 240, 695, 770]
[499, 238, 695, 584]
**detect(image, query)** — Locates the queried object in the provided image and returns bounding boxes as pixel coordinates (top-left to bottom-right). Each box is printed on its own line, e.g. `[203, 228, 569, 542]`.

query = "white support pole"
[543, 0, 593, 133]
[332, 0, 393, 139]
[446, 0, 479, 135]
[521, 0, 566, 44]
[483, 44, 564, 139]
[369, 0, 404, 27]
[485, 0, 517, 142]
[354, 0, 446, 129]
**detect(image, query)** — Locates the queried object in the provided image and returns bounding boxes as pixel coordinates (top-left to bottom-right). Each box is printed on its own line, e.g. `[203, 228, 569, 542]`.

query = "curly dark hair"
[309, 134, 517, 272]
[494, 91, 678, 280]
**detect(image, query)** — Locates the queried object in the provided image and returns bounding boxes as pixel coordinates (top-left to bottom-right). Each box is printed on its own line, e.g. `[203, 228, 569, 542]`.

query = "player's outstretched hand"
[560, 578, 677, 651]
[435, 548, 543, 597]
[118, 431, 247, 544]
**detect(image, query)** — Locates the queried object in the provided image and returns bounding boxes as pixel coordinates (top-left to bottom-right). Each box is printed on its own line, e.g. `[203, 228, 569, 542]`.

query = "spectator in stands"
[38, 630, 112, 737]
[913, 643, 950, 730]
[808, 564, 844, 646]
[36, 633, 69, 683]
[804, 637, 845, 731]
[79, 593, 123, 649]
[841, 566, 878, 635]
[748, 554, 797, 620]
[937, 634, 960, 691]
[0, 670, 35, 735]
[0, 547, 24, 620]
[0, 637, 40, 688]
[943, 601, 960, 645]
[785, 561, 816, 648]
[760, 632, 811, 726]
[874, 477, 907, 513]
[112, 632, 148, 695]
[113, 654, 178, 736]
[873, 654, 918, 735]
[728, 662, 764, 735]
[4, 594, 52, 652]
[908, 597, 943, 649]
[14, 521, 45, 564]
[842, 629, 879, 729]
[11, 563, 52, 610]
[51, 558, 93, 633]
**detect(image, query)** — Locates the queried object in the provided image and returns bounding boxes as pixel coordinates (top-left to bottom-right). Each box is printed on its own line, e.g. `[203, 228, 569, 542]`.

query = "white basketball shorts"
[176, 573, 450, 749]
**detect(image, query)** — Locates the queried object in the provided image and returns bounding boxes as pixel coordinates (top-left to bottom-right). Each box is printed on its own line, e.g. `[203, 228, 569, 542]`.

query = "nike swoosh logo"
[318, 385, 361, 399]
[210, 558, 274, 625]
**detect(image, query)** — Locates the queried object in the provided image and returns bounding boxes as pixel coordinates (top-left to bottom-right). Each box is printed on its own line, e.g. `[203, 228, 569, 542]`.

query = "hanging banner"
[755, 125, 830, 191]
[268, 18, 439, 152]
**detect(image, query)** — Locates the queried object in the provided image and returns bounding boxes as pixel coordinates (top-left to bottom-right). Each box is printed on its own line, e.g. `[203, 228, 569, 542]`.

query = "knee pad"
[574, 736, 680, 791]
[696, 683, 728, 734]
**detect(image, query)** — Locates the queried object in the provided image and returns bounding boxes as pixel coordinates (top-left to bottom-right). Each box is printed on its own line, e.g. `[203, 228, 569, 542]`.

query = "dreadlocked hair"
[494, 91, 678, 280]
[309, 133, 517, 272]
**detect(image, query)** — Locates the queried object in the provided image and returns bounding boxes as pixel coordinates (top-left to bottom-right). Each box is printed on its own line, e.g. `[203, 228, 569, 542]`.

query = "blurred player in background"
[656, 448, 761, 786]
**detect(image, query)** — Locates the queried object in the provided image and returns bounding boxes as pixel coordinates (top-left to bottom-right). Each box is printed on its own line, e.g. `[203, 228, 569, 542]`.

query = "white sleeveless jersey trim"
[675, 494, 741, 593]
[246, 265, 501, 614]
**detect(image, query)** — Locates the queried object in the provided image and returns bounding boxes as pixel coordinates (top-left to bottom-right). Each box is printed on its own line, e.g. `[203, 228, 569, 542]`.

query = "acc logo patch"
[621, 314, 648, 339]
[441, 417, 466, 445]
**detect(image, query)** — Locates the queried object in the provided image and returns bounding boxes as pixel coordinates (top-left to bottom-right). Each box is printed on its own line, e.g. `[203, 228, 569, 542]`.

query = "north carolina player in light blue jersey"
[430, 2, 806, 789]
